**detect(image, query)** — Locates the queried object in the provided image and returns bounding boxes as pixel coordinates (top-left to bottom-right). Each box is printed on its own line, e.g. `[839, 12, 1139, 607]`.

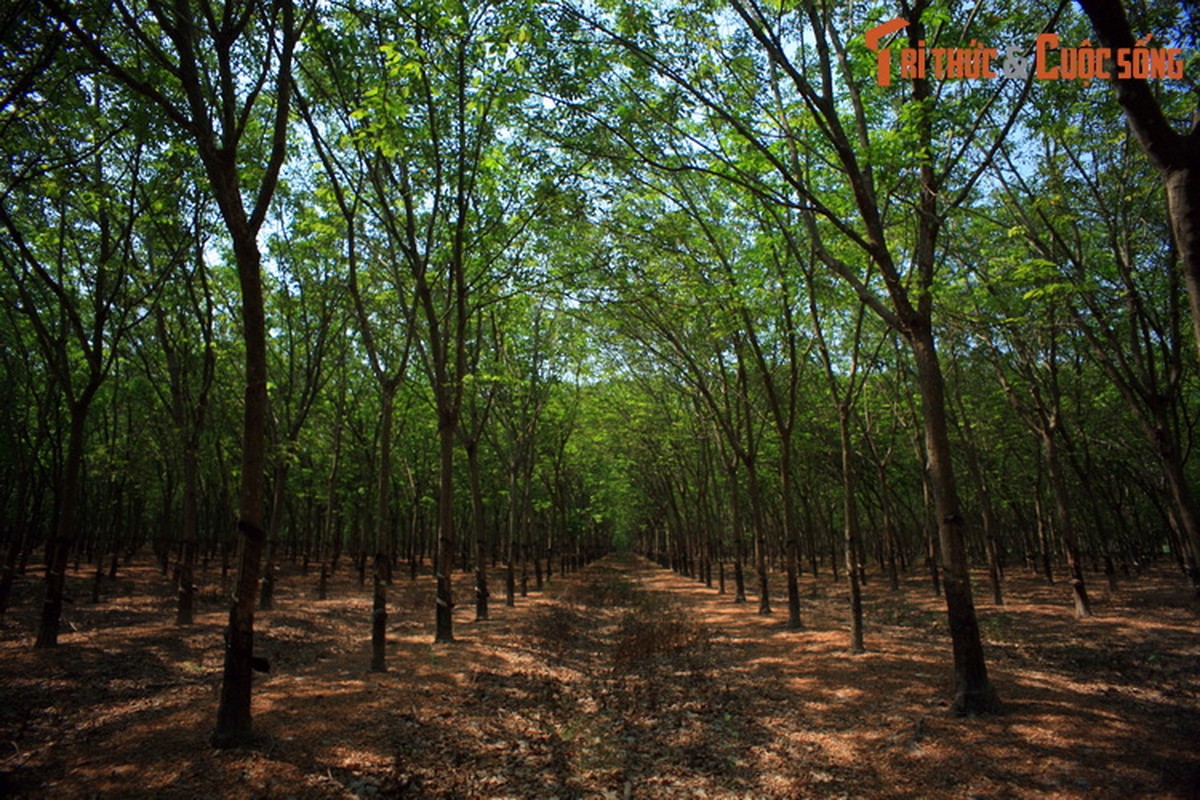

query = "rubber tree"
[0, 66, 162, 647]
[130, 188, 217, 626]
[806, 266, 877, 652]
[259, 214, 341, 611]
[668, 175, 813, 628]
[973, 300, 1093, 618]
[552, 0, 1063, 713]
[1076, 1, 1200, 360]
[296, 6, 417, 668]
[46, 0, 307, 746]
[987, 91, 1200, 590]
[312, 0, 549, 642]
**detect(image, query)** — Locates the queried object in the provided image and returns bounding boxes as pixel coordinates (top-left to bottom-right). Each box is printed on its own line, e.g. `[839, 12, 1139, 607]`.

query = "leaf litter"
[0, 554, 1197, 798]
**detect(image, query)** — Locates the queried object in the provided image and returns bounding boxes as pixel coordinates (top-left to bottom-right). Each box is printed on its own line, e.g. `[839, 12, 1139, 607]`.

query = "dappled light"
[2, 555, 1197, 797]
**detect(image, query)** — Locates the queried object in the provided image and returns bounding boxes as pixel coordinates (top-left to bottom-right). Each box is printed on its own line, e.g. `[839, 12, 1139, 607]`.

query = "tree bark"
[259, 462, 288, 611]
[176, 447, 200, 625]
[36, 403, 89, 648]
[910, 327, 997, 714]
[838, 406, 865, 653]
[434, 415, 456, 643]
[1042, 430, 1091, 617]
[211, 228, 271, 748]
[778, 436, 802, 629]
[318, 422, 342, 601]
[371, 385, 396, 671]
[745, 462, 770, 615]
[467, 442, 489, 622]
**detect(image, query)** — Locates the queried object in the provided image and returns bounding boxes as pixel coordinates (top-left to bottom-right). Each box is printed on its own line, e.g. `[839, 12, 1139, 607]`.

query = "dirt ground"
[0, 552, 1197, 799]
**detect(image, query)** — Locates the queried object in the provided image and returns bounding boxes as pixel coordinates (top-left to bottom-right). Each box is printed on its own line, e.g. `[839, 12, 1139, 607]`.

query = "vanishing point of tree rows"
[1, 0, 1197, 747]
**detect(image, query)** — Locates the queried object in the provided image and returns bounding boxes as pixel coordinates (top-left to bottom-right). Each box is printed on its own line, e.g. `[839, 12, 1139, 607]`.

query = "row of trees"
[544, 0, 1198, 713]
[1, 0, 1196, 744]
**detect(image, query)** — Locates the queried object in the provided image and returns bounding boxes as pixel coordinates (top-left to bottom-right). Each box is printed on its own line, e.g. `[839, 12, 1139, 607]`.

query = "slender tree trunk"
[533, 541, 543, 591]
[1042, 430, 1091, 617]
[733, 539, 746, 604]
[212, 230, 271, 748]
[371, 386, 396, 671]
[909, 328, 996, 714]
[176, 447, 200, 625]
[838, 406, 864, 653]
[745, 463, 770, 615]
[259, 463, 288, 611]
[505, 459, 517, 607]
[518, 455, 534, 598]
[0, 474, 29, 614]
[723, 461, 748, 605]
[922, 473, 940, 595]
[985, 527, 1004, 606]
[780, 446, 802, 629]
[802, 492, 819, 579]
[467, 443, 489, 621]
[318, 423, 342, 601]
[434, 415, 455, 643]
[1036, 489, 1055, 584]
[36, 403, 89, 648]
[970, 453, 1004, 606]
[828, 504, 839, 583]
[878, 466, 900, 591]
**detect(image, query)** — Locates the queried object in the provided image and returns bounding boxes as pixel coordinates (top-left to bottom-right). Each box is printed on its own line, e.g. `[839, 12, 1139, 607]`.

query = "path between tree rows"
[1, 554, 1197, 798]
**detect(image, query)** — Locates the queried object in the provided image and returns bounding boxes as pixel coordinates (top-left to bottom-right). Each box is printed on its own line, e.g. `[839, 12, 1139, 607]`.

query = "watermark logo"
[864, 17, 1185, 87]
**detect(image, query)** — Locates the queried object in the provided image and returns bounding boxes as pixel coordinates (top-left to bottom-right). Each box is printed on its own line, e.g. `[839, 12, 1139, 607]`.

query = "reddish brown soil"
[1, 554, 1197, 798]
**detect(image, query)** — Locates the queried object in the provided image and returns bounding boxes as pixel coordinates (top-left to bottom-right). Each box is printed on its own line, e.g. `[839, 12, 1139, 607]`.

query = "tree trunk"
[505, 459, 517, 607]
[971, 453, 1003, 606]
[745, 462, 770, 615]
[318, 422, 342, 601]
[211, 230, 271, 749]
[371, 386, 396, 671]
[733, 553, 746, 603]
[1165, 167, 1200, 375]
[909, 327, 996, 714]
[36, 403, 89, 648]
[1042, 430, 1091, 617]
[259, 463, 288, 611]
[802, 492, 819, 579]
[0, 473, 30, 614]
[921, 468, 941, 596]
[878, 465, 900, 591]
[434, 416, 455, 643]
[724, 462, 748, 605]
[780, 445, 802, 630]
[176, 447, 200, 625]
[467, 443, 489, 621]
[838, 406, 864, 653]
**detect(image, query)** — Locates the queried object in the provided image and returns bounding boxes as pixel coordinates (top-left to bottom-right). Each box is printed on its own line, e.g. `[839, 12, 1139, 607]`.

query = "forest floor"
[0, 553, 1198, 799]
